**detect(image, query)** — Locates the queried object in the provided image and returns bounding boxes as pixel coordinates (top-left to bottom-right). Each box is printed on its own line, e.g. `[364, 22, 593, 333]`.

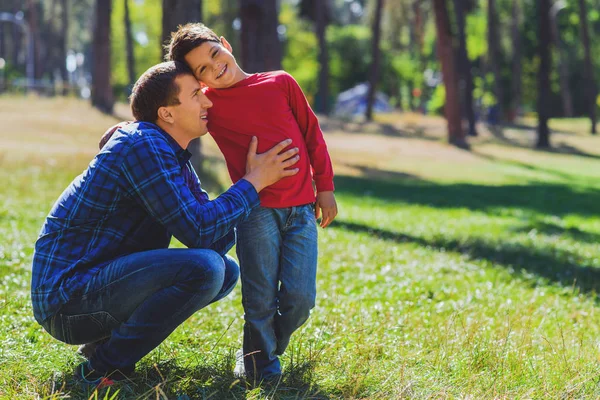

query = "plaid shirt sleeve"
[120, 134, 258, 249]
[184, 162, 236, 255]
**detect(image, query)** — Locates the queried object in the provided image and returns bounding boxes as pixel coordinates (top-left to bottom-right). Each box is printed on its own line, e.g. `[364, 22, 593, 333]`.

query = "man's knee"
[180, 250, 226, 289]
[222, 255, 240, 291]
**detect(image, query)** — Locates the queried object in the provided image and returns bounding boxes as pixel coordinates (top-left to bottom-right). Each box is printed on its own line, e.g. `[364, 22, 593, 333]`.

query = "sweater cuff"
[315, 177, 335, 193]
[234, 179, 261, 211]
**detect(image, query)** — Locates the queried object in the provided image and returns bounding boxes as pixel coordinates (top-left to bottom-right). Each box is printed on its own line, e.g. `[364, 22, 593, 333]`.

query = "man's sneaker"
[74, 360, 133, 388]
[76, 338, 109, 359]
[233, 349, 246, 378]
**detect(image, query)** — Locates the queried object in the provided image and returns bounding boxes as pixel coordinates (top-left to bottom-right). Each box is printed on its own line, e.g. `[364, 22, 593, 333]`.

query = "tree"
[536, 0, 552, 148]
[240, 0, 281, 73]
[452, 0, 477, 136]
[59, 0, 69, 95]
[550, 1, 572, 117]
[433, 0, 466, 147]
[162, 0, 204, 173]
[124, 0, 136, 86]
[510, 0, 522, 119]
[162, 0, 202, 57]
[578, 0, 597, 134]
[91, 0, 114, 114]
[299, 0, 331, 114]
[365, 0, 384, 121]
[487, 0, 504, 121]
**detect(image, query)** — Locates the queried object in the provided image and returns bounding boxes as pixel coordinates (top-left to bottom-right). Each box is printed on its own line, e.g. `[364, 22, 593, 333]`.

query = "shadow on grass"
[511, 220, 600, 244]
[59, 357, 331, 400]
[320, 118, 440, 141]
[332, 220, 600, 295]
[334, 174, 600, 217]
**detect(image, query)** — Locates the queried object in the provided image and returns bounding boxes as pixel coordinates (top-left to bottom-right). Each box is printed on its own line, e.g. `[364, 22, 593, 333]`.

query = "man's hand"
[99, 121, 132, 150]
[243, 137, 300, 192]
[315, 191, 337, 228]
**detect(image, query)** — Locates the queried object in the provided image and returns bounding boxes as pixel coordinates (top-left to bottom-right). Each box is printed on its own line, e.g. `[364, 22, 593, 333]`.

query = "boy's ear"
[220, 36, 233, 53]
[157, 106, 174, 124]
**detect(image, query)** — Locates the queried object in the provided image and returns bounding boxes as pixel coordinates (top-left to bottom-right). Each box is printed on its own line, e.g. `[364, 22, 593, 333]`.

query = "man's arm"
[120, 133, 299, 248]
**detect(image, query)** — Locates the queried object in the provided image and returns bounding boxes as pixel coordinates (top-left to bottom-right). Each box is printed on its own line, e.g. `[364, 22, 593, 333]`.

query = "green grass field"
[2, 96, 600, 399]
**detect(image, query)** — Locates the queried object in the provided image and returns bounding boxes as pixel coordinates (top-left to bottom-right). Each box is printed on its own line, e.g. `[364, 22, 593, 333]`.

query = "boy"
[167, 23, 338, 381]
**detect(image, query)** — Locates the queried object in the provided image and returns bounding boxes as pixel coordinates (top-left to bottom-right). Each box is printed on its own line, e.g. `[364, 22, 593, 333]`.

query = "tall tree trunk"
[240, 0, 281, 73]
[162, 0, 203, 172]
[578, 0, 597, 134]
[91, 0, 114, 114]
[124, 0, 136, 86]
[315, 0, 329, 114]
[550, 2, 573, 117]
[433, 0, 466, 147]
[162, 0, 202, 57]
[365, 0, 384, 121]
[26, 0, 42, 83]
[487, 0, 504, 121]
[59, 0, 69, 95]
[536, 0, 552, 148]
[510, 0, 522, 120]
[453, 0, 477, 136]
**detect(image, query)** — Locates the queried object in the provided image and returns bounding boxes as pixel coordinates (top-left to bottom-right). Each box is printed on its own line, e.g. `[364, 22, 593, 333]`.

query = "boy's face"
[184, 38, 242, 89]
[163, 74, 212, 137]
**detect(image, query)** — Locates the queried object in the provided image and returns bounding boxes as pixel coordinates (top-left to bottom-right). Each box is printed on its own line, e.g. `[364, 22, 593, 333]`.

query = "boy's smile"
[184, 38, 248, 89]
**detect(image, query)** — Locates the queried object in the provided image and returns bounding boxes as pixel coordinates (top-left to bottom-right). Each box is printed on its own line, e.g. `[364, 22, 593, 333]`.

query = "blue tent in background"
[333, 83, 393, 118]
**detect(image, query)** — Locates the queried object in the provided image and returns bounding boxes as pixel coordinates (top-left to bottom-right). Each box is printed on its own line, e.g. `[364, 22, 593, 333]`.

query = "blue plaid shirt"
[31, 122, 259, 323]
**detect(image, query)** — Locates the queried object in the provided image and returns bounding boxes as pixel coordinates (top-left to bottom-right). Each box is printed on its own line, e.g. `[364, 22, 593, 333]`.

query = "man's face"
[184, 38, 240, 89]
[168, 74, 213, 137]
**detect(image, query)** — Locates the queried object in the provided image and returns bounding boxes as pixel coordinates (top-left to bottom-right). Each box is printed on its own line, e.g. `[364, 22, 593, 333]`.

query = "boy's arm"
[284, 73, 338, 228]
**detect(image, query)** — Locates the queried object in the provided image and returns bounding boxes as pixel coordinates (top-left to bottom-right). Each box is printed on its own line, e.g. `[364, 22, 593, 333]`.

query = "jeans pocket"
[62, 311, 119, 345]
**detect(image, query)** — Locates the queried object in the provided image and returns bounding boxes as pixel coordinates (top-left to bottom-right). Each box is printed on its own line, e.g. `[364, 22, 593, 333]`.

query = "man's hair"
[130, 61, 193, 122]
[166, 23, 221, 62]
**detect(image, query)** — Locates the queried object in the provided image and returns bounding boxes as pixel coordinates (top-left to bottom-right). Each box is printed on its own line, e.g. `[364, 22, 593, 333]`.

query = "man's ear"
[220, 36, 233, 53]
[198, 80, 208, 89]
[157, 106, 174, 124]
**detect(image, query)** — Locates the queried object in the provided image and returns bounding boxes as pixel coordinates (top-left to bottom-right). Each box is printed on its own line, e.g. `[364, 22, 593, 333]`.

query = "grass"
[2, 95, 600, 398]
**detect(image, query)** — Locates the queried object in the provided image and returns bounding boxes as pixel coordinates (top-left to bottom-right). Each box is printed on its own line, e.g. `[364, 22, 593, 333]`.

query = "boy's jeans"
[41, 248, 239, 372]
[236, 204, 318, 379]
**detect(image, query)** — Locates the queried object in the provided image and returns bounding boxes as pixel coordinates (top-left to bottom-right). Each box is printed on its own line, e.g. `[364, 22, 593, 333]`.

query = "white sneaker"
[233, 349, 245, 378]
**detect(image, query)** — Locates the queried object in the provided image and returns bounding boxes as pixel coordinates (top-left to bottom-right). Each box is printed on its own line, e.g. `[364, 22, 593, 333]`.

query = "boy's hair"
[166, 23, 221, 63]
[130, 61, 192, 122]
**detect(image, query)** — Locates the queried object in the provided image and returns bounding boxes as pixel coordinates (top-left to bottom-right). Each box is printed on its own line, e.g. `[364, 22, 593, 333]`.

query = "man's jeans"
[236, 204, 318, 379]
[41, 248, 239, 373]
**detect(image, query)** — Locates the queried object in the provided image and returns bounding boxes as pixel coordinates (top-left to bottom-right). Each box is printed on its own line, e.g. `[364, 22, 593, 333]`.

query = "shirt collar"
[137, 121, 192, 168]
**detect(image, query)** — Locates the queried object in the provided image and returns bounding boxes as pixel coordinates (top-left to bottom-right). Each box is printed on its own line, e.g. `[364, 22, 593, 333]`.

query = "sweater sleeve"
[283, 72, 335, 192]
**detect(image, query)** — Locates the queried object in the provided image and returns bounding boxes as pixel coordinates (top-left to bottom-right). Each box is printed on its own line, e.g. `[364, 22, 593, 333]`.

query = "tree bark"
[124, 0, 136, 86]
[578, 0, 597, 134]
[26, 0, 42, 82]
[487, 0, 504, 121]
[91, 0, 114, 114]
[365, 0, 384, 121]
[315, 0, 329, 114]
[59, 0, 69, 95]
[510, 0, 522, 120]
[240, 0, 281, 73]
[536, 0, 552, 148]
[452, 0, 477, 136]
[433, 0, 466, 147]
[550, 3, 573, 117]
[162, 0, 202, 57]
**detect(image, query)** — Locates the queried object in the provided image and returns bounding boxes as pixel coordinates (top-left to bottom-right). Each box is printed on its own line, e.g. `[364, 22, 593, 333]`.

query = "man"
[31, 61, 301, 386]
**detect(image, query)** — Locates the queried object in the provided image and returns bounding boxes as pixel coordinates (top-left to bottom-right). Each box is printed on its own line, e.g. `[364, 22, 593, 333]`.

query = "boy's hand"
[99, 121, 132, 150]
[315, 191, 337, 228]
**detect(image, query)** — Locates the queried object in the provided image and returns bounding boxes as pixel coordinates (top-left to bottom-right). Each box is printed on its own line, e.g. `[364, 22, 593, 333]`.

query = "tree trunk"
[536, 0, 552, 148]
[26, 0, 42, 82]
[315, 0, 329, 114]
[162, 0, 203, 172]
[433, 0, 466, 147]
[488, 0, 504, 121]
[578, 0, 597, 134]
[550, 3, 573, 117]
[60, 0, 69, 95]
[452, 0, 477, 136]
[510, 0, 522, 120]
[162, 0, 202, 57]
[240, 0, 281, 73]
[91, 0, 114, 114]
[365, 0, 384, 121]
[124, 0, 136, 86]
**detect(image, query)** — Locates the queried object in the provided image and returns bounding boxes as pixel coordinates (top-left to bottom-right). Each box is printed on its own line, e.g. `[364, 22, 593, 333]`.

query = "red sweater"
[205, 71, 334, 208]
